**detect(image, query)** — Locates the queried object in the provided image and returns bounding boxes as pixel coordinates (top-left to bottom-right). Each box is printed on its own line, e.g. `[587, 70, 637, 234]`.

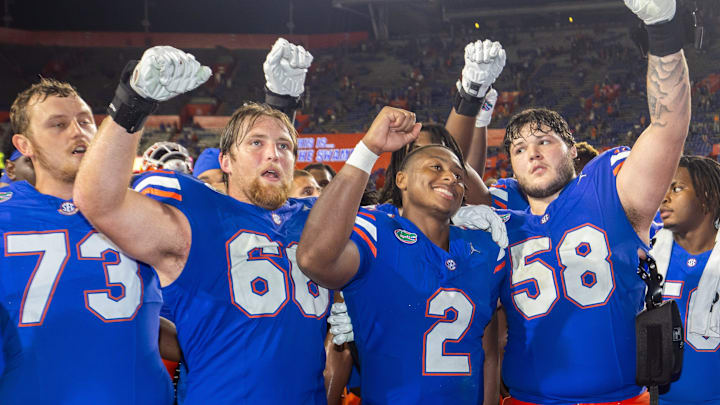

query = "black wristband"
[453, 86, 485, 117]
[264, 86, 302, 118]
[646, 13, 684, 57]
[108, 61, 159, 133]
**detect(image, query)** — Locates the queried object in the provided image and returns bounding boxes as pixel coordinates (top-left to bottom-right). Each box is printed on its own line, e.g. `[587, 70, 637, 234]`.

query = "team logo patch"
[499, 213, 511, 223]
[394, 229, 417, 244]
[272, 213, 282, 225]
[445, 259, 456, 271]
[541, 214, 549, 224]
[57, 201, 78, 216]
[0, 191, 13, 203]
[687, 258, 697, 267]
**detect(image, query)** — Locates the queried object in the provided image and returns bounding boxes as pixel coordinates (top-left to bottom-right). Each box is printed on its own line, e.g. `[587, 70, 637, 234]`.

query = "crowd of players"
[0, 0, 719, 404]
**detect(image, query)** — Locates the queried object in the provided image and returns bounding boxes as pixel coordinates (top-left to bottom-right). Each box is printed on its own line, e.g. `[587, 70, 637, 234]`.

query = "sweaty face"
[398, 146, 466, 218]
[290, 175, 321, 198]
[660, 167, 708, 233]
[223, 116, 295, 210]
[509, 124, 575, 200]
[19, 95, 95, 185]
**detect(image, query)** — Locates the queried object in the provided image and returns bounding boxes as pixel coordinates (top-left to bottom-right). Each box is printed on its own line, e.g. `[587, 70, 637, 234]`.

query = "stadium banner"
[296, 129, 506, 172]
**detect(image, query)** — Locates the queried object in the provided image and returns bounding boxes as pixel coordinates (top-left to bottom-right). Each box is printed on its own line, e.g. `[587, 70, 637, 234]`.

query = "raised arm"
[617, 0, 691, 241]
[74, 46, 211, 285]
[297, 107, 421, 289]
[445, 40, 505, 205]
[263, 37, 313, 123]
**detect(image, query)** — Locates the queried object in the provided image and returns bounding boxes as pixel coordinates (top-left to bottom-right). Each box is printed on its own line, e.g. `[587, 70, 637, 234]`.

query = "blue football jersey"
[0, 181, 172, 405]
[343, 207, 506, 404]
[132, 171, 330, 404]
[490, 177, 528, 211]
[660, 243, 720, 404]
[499, 147, 648, 403]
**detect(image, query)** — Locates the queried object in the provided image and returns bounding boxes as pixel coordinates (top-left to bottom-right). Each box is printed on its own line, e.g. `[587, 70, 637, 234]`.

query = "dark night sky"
[6, 0, 373, 34]
[5, 0, 593, 34]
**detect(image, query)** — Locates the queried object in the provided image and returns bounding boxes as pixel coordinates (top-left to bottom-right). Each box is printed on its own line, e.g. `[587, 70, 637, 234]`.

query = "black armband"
[264, 86, 302, 119]
[107, 61, 159, 134]
[453, 86, 485, 117]
[646, 12, 684, 57]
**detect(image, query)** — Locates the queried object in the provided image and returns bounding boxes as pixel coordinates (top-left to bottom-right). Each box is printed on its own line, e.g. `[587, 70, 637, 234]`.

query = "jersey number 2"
[423, 288, 475, 375]
[5, 231, 143, 326]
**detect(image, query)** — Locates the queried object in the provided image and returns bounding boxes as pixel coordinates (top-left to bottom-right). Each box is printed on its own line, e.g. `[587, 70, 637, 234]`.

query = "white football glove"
[624, 0, 675, 25]
[453, 204, 509, 250]
[130, 46, 212, 102]
[475, 88, 498, 128]
[461, 40, 506, 98]
[328, 302, 354, 345]
[264, 38, 313, 98]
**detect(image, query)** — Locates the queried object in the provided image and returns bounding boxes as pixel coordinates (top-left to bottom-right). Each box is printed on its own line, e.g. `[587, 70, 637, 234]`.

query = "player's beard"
[519, 154, 575, 199]
[246, 177, 290, 210]
[31, 139, 77, 184]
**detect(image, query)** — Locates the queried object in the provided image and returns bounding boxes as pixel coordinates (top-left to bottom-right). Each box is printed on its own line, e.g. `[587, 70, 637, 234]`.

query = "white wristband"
[345, 140, 379, 174]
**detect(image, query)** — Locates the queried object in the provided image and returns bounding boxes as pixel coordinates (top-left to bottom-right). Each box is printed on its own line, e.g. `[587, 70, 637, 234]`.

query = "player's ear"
[569, 144, 578, 159]
[219, 151, 232, 175]
[395, 171, 408, 191]
[12, 134, 33, 158]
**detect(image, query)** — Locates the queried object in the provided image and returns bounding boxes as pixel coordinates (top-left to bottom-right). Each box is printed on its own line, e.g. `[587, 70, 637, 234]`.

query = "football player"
[0, 78, 173, 404]
[297, 106, 508, 404]
[74, 42, 338, 404]
[453, 0, 691, 403]
[653, 156, 720, 404]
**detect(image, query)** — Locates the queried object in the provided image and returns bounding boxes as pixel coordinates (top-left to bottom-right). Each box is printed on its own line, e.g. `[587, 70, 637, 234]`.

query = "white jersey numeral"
[423, 288, 474, 375]
[6, 230, 144, 326]
[510, 225, 615, 319]
[78, 232, 144, 321]
[227, 232, 329, 318]
[6, 231, 70, 326]
[286, 244, 330, 318]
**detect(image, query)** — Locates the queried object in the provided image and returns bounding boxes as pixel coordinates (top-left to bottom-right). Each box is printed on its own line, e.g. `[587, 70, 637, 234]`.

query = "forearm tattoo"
[646, 51, 689, 128]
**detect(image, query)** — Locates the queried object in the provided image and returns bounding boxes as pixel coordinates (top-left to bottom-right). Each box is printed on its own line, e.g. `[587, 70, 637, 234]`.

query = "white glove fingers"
[331, 302, 348, 314]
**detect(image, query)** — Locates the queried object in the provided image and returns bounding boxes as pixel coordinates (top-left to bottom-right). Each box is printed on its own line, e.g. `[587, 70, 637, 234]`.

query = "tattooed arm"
[617, 50, 691, 243]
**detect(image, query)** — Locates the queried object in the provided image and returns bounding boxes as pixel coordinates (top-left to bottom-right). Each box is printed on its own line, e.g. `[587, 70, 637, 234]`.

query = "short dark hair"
[380, 123, 464, 207]
[504, 108, 574, 156]
[393, 144, 466, 208]
[678, 155, 720, 223]
[303, 163, 336, 178]
[10, 78, 80, 136]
